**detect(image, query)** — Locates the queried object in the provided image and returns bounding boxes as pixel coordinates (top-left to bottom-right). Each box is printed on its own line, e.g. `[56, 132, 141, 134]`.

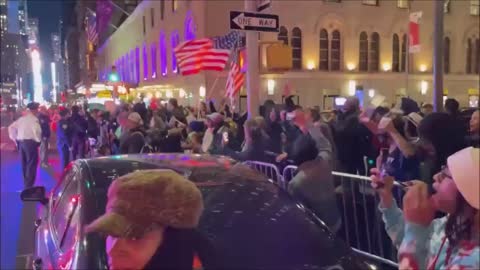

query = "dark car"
[22, 154, 393, 270]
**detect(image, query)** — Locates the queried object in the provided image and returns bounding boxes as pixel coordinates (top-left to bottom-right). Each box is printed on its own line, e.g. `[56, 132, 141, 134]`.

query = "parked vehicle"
[22, 154, 394, 270]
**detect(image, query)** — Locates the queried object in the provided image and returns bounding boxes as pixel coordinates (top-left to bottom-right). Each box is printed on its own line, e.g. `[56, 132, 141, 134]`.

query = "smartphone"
[222, 132, 229, 142]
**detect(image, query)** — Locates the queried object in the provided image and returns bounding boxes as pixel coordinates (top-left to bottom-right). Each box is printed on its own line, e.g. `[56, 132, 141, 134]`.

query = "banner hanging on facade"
[409, 11, 422, 53]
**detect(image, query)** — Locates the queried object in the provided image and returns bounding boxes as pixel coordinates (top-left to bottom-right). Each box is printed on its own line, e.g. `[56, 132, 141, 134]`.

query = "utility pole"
[433, 0, 444, 112]
[245, 0, 260, 118]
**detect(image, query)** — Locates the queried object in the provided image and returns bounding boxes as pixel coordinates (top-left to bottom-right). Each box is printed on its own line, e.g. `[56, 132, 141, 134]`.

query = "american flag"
[225, 60, 244, 99]
[174, 31, 241, 76]
[86, 11, 98, 45]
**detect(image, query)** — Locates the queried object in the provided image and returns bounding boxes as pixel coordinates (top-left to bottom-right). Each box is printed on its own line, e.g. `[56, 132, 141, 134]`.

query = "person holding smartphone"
[371, 147, 479, 270]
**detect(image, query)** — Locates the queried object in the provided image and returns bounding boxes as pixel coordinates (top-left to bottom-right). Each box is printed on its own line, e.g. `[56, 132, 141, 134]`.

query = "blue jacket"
[56, 118, 72, 147]
[380, 200, 479, 269]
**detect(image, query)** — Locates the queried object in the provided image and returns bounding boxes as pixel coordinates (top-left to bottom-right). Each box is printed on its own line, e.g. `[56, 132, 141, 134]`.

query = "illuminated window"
[392, 34, 400, 72]
[370, 32, 380, 72]
[143, 44, 148, 80]
[172, 0, 178, 12]
[319, 29, 328, 70]
[362, 0, 378, 6]
[291, 27, 302, 70]
[331, 30, 341, 71]
[359, 31, 368, 71]
[471, 0, 479, 15]
[151, 43, 157, 78]
[398, 0, 409, 8]
[171, 31, 180, 73]
[278, 26, 288, 45]
[160, 32, 167, 76]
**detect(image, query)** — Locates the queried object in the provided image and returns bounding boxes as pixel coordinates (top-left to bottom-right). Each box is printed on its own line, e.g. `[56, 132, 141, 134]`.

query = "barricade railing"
[245, 161, 405, 267]
[242, 160, 285, 188]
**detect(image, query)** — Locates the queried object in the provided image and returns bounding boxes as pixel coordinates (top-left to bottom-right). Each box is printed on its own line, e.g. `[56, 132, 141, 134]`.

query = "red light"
[71, 195, 79, 204]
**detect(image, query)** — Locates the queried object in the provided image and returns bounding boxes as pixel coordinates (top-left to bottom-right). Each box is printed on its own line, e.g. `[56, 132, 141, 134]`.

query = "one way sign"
[230, 11, 279, 32]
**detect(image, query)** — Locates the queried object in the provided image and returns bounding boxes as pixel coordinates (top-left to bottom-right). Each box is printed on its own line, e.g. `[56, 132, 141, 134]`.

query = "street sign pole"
[245, 0, 260, 118]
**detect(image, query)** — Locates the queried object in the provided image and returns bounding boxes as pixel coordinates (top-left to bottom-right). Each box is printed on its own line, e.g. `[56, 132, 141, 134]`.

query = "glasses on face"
[439, 165, 453, 181]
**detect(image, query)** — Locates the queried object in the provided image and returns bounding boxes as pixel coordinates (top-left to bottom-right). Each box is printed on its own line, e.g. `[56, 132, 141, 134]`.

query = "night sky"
[26, 0, 62, 85]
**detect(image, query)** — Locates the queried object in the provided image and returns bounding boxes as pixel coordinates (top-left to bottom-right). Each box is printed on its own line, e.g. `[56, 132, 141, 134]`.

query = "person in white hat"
[371, 147, 479, 270]
[118, 112, 147, 154]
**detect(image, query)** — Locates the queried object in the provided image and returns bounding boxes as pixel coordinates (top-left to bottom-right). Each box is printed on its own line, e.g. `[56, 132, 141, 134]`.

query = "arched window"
[444, 37, 450, 74]
[159, 32, 167, 76]
[401, 34, 407, 72]
[278, 26, 288, 45]
[466, 38, 472, 74]
[143, 44, 148, 80]
[331, 30, 341, 71]
[359, 31, 368, 71]
[392, 34, 400, 72]
[476, 38, 480, 74]
[184, 11, 196, 40]
[369, 32, 380, 71]
[151, 43, 157, 78]
[319, 29, 328, 70]
[135, 47, 140, 83]
[171, 31, 180, 73]
[291, 27, 302, 70]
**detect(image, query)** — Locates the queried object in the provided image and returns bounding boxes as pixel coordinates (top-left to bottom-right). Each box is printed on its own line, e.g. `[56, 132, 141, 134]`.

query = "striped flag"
[225, 61, 245, 99]
[86, 12, 98, 45]
[174, 31, 241, 76]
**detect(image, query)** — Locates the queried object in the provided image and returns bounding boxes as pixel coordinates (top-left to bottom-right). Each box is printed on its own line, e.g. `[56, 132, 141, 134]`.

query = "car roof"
[80, 154, 358, 268]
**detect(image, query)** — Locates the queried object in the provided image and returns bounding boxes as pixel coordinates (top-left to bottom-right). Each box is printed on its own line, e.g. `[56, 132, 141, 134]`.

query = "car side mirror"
[21, 186, 48, 205]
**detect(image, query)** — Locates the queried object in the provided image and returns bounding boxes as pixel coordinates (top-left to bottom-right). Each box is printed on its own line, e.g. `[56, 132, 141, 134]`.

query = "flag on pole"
[86, 12, 98, 45]
[409, 11, 422, 54]
[257, 0, 271, 12]
[225, 61, 245, 99]
[174, 31, 241, 76]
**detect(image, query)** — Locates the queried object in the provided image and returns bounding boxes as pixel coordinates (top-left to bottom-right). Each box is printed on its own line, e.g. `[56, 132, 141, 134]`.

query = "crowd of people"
[5, 95, 479, 269]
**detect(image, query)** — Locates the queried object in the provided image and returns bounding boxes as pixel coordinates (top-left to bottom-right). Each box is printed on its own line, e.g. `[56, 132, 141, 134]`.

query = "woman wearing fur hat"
[371, 147, 479, 270]
[87, 170, 216, 270]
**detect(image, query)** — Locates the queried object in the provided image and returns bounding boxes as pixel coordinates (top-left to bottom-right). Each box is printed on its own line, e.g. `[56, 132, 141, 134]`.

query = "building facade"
[97, 0, 480, 109]
[27, 17, 38, 45]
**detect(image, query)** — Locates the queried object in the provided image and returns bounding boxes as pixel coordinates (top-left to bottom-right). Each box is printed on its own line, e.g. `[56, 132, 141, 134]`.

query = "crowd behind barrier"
[244, 159, 404, 268]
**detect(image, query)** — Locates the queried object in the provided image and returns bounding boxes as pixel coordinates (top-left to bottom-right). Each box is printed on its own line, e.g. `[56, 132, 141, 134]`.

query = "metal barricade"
[332, 171, 405, 265]
[243, 161, 285, 187]
[282, 165, 299, 184]
[245, 161, 404, 266]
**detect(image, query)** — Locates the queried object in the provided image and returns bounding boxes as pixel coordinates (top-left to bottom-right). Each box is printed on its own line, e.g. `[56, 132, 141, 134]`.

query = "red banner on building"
[409, 11, 422, 54]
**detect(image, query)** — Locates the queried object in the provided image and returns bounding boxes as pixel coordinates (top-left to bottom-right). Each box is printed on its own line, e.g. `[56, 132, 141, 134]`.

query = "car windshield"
[86, 160, 352, 269]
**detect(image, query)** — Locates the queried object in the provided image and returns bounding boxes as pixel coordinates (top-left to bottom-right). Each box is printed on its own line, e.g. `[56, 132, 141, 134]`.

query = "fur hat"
[447, 147, 480, 210]
[86, 170, 203, 237]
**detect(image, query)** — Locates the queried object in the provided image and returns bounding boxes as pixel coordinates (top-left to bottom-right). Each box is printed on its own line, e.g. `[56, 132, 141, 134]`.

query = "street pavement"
[1, 130, 60, 269]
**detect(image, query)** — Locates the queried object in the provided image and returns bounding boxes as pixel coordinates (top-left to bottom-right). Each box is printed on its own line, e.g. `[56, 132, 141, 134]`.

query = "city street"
[0, 130, 59, 269]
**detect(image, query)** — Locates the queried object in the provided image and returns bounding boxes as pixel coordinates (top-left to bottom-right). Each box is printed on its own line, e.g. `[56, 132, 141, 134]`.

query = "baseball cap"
[447, 147, 480, 210]
[127, 112, 144, 126]
[86, 170, 204, 238]
[206, 112, 224, 125]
